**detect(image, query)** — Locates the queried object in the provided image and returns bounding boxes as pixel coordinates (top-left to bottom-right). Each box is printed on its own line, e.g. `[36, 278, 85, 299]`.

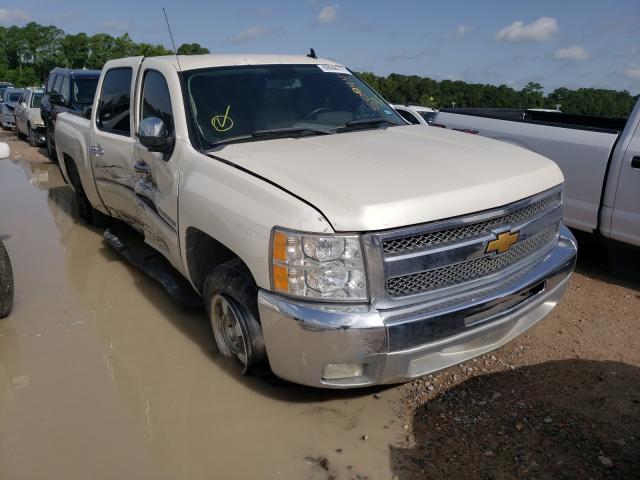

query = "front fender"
[178, 148, 333, 289]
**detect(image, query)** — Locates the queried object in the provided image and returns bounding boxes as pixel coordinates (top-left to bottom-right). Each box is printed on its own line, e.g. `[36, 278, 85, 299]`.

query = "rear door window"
[97, 68, 133, 136]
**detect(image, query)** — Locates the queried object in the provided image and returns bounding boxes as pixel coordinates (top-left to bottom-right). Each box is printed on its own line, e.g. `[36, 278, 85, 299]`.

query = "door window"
[97, 68, 133, 136]
[141, 70, 174, 135]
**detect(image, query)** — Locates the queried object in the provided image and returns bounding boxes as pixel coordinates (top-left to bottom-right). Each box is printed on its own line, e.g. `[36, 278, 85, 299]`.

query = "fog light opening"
[321, 363, 365, 380]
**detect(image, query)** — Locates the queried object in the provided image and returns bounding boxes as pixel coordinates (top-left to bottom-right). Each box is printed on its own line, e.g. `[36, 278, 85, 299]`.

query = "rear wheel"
[0, 240, 14, 319]
[204, 259, 267, 374]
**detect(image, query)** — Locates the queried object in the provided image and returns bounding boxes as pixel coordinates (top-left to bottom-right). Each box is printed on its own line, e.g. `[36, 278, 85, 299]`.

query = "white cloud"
[553, 45, 589, 61]
[621, 65, 640, 81]
[446, 25, 473, 39]
[495, 17, 559, 42]
[315, 5, 338, 25]
[0, 8, 30, 25]
[229, 26, 270, 43]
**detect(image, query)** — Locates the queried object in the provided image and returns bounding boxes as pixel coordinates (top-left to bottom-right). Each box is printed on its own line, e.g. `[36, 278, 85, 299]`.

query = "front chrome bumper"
[258, 225, 577, 388]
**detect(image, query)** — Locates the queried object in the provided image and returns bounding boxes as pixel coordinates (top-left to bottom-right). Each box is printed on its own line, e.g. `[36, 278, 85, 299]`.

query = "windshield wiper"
[252, 126, 334, 137]
[339, 117, 399, 131]
[207, 127, 333, 150]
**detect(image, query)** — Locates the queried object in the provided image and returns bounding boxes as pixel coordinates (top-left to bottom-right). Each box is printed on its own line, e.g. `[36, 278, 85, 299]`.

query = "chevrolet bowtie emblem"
[486, 230, 520, 254]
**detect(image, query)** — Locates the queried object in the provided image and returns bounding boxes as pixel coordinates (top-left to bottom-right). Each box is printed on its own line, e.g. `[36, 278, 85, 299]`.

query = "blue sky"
[2, 0, 639, 93]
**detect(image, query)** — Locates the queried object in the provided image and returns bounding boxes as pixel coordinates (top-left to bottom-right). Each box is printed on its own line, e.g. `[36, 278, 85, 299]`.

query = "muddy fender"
[0, 240, 14, 318]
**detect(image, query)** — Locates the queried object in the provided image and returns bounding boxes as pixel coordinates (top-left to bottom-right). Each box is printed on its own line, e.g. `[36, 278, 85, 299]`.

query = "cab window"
[97, 67, 133, 136]
[141, 70, 174, 135]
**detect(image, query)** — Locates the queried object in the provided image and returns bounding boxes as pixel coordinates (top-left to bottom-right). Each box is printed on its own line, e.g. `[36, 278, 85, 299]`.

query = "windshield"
[72, 78, 99, 104]
[7, 92, 22, 103]
[31, 92, 43, 108]
[184, 64, 404, 148]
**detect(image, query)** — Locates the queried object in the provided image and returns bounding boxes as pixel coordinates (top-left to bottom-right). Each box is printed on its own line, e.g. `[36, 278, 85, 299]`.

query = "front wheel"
[46, 128, 58, 163]
[204, 259, 267, 374]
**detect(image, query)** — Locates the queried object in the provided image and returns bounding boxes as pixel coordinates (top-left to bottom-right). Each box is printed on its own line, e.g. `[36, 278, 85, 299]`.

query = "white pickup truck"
[55, 54, 576, 388]
[433, 101, 640, 247]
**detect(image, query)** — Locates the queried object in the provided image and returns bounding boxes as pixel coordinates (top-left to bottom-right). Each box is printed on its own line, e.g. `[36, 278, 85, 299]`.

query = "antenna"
[162, 7, 182, 71]
[307, 48, 317, 59]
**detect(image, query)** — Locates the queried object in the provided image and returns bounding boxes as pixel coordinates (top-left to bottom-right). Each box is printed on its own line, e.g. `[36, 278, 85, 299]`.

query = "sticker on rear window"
[317, 64, 352, 74]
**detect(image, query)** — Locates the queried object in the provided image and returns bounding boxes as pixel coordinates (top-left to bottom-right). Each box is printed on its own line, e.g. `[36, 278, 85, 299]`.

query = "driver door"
[132, 62, 183, 270]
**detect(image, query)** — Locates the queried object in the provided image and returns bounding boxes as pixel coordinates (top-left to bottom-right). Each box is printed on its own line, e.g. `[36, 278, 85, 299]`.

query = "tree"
[177, 43, 210, 55]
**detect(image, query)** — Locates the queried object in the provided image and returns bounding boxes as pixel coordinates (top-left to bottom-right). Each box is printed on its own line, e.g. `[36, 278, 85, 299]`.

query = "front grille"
[383, 191, 561, 255]
[386, 224, 558, 297]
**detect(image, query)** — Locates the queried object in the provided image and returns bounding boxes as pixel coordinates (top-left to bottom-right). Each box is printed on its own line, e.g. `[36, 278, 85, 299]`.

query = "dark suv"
[41, 68, 100, 161]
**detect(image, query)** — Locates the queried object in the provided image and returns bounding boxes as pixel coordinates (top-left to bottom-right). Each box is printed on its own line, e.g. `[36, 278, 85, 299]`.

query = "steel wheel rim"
[211, 294, 249, 367]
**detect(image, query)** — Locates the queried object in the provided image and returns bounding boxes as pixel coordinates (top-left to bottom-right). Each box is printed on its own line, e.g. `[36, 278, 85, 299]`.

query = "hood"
[208, 125, 563, 232]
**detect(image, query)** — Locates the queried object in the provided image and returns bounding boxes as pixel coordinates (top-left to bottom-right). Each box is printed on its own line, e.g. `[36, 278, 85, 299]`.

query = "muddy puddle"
[0, 136, 404, 480]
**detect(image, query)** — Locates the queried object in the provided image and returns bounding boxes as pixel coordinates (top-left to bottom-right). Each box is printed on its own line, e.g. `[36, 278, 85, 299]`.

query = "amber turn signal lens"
[272, 264, 289, 292]
[273, 231, 287, 262]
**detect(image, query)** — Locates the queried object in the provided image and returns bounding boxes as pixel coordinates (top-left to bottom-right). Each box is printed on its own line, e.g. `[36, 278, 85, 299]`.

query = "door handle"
[632, 156, 640, 169]
[89, 144, 104, 156]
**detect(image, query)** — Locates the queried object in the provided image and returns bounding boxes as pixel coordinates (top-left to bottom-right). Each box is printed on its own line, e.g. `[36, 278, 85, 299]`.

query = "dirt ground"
[1, 130, 639, 480]
[393, 221, 640, 479]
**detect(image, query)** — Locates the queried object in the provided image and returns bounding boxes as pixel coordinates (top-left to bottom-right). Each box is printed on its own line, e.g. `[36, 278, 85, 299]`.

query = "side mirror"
[136, 117, 174, 154]
[0, 142, 10, 160]
[49, 93, 66, 106]
[83, 106, 92, 120]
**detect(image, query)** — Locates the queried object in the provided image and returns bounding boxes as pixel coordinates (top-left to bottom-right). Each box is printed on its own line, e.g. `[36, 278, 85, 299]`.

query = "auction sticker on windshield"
[317, 64, 352, 74]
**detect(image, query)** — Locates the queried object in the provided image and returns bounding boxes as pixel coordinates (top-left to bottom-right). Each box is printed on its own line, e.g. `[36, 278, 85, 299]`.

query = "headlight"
[270, 228, 368, 301]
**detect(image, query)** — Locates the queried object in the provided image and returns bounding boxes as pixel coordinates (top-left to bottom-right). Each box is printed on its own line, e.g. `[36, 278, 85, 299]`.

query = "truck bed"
[439, 108, 627, 134]
[433, 109, 624, 233]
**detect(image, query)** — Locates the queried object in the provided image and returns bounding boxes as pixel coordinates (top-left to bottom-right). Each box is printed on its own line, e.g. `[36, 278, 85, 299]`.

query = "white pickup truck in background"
[54, 54, 576, 388]
[433, 100, 640, 247]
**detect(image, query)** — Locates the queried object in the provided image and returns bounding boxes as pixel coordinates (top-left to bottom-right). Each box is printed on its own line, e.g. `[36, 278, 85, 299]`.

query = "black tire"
[65, 157, 112, 227]
[204, 259, 267, 374]
[0, 240, 14, 319]
[16, 123, 25, 140]
[46, 128, 58, 163]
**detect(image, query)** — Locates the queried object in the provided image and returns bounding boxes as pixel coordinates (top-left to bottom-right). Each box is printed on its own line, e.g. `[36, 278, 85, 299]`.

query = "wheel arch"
[184, 227, 256, 295]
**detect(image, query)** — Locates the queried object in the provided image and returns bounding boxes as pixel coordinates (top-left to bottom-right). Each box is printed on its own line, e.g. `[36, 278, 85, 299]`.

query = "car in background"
[0, 82, 14, 99]
[15, 87, 46, 146]
[393, 104, 438, 125]
[1, 88, 25, 130]
[41, 68, 101, 161]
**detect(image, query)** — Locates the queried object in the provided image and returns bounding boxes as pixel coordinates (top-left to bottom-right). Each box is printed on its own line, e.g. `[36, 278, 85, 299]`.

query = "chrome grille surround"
[383, 191, 561, 255]
[386, 224, 558, 296]
[360, 186, 564, 309]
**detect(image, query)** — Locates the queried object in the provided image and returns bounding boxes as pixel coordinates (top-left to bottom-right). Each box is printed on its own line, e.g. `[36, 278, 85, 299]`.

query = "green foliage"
[359, 72, 638, 118]
[177, 43, 210, 55]
[0, 22, 191, 86]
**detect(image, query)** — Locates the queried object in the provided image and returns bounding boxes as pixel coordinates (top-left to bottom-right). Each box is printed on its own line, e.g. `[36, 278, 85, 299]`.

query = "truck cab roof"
[104, 54, 342, 72]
